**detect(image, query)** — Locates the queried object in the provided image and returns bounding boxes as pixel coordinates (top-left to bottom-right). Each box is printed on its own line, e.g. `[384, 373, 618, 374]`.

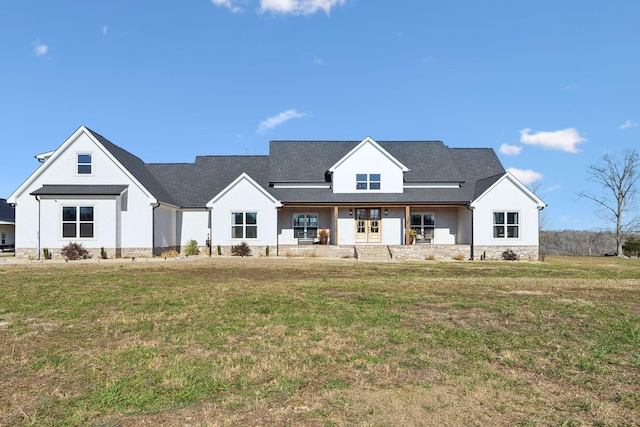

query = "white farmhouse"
[8, 126, 546, 260]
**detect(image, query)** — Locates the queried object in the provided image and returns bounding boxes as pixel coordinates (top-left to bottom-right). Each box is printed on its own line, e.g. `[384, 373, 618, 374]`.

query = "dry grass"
[0, 255, 639, 426]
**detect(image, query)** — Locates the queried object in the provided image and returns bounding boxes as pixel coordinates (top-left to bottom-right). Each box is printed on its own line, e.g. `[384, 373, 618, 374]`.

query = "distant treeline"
[540, 230, 619, 256]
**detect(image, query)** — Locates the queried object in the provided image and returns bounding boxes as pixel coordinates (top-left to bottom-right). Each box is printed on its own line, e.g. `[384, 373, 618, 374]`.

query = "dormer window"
[356, 173, 381, 190]
[77, 154, 92, 174]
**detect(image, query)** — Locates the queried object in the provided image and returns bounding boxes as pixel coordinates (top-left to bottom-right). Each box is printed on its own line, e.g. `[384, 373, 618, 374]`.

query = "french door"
[355, 208, 382, 243]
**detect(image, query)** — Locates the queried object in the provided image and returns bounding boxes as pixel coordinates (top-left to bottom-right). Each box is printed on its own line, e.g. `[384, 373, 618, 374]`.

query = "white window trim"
[76, 152, 94, 176]
[61, 205, 96, 240]
[356, 173, 381, 191]
[492, 211, 520, 239]
[230, 211, 258, 240]
[410, 212, 435, 241]
[293, 213, 319, 239]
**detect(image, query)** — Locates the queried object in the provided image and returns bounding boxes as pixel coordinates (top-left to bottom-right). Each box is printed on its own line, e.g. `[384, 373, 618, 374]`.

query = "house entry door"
[355, 208, 382, 243]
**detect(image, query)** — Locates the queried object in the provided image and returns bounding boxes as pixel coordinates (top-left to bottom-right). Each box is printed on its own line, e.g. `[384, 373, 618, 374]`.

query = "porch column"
[405, 206, 411, 245]
[333, 206, 339, 245]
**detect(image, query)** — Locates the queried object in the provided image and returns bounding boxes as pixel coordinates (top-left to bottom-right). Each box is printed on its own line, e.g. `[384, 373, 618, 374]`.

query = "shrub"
[502, 249, 518, 261]
[231, 242, 251, 257]
[426, 253, 437, 261]
[159, 250, 179, 258]
[453, 252, 466, 261]
[61, 242, 89, 260]
[185, 240, 200, 256]
[265, 246, 270, 257]
[100, 247, 107, 259]
[43, 248, 51, 260]
[217, 245, 222, 256]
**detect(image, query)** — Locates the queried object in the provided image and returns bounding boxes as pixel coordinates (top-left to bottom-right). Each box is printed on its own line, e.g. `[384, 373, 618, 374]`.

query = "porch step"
[355, 245, 393, 262]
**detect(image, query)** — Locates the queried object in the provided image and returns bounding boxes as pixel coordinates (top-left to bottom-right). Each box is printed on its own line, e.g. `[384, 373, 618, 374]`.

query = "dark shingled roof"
[147, 140, 505, 205]
[147, 156, 270, 207]
[0, 199, 15, 222]
[73, 130, 506, 207]
[86, 128, 179, 206]
[31, 185, 129, 196]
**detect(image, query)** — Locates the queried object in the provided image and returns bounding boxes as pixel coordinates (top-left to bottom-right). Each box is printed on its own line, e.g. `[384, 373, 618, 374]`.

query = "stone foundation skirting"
[474, 245, 540, 261]
[12, 244, 540, 261]
[390, 245, 472, 261]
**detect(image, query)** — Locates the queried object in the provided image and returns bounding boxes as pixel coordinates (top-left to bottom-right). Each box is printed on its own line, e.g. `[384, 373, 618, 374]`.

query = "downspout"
[466, 202, 474, 260]
[208, 207, 212, 257]
[276, 204, 283, 257]
[152, 202, 160, 256]
[36, 195, 41, 260]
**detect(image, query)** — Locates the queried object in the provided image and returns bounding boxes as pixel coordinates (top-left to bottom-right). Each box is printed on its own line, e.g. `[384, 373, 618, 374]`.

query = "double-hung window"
[293, 213, 318, 239]
[356, 173, 381, 190]
[62, 206, 94, 238]
[493, 212, 519, 238]
[232, 212, 257, 239]
[77, 154, 92, 174]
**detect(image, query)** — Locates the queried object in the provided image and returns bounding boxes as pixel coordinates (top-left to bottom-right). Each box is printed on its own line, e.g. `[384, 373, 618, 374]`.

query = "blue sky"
[1, 0, 638, 230]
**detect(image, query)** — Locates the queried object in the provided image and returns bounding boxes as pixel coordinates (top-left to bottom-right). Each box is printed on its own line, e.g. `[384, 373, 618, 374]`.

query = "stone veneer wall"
[474, 245, 540, 261]
[14, 244, 540, 261]
[390, 245, 472, 261]
[181, 245, 354, 258]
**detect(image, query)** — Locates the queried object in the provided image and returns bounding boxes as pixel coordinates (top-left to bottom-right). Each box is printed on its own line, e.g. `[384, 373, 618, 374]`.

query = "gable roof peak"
[328, 136, 410, 173]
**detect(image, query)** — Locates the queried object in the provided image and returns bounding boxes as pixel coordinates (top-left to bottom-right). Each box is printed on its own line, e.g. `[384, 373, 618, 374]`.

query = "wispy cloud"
[519, 128, 586, 153]
[211, 0, 243, 13]
[564, 82, 578, 90]
[258, 109, 307, 134]
[499, 143, 522, 156]
[620, 120, 638, 130]
[507, 167, 543, 185]
[102, 26, 109, 36]
[312, 56, 325, 65]
[33, 40, 48, 56]
[260, 0, 347, 15]
[211, 0, 347, 14]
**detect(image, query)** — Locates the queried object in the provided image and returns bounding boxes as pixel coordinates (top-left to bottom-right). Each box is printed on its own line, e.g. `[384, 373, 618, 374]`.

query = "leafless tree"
[578, 149, 640, 257]
[527, 180, 549, 231]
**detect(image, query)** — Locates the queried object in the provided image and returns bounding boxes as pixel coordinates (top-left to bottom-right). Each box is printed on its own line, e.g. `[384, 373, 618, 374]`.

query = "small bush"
[217, 245, 222, 256]
[231, 242, 251, 257]
[185, 240, 200, 256]
[100, 247, 107, 259]
[426, 253, 437, 261]
[502, 249, 518, 261]
[159, 250, 180, 258]
[265, 246, 270, 257]
[43, 248, 51, 260]
[453, 253, 466, 261]
[61, 242, 89, 260]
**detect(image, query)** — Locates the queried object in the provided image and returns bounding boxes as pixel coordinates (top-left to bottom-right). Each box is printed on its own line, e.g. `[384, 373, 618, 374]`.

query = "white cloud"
[211, 0, 243, 13]
[499, 143, 522, 156]
[102, 26, 109, 35]
[33, 40, 48, 56]
[211, 0, 346, 14]
[564, 83, 578, 90]
[507, 167, 543, 185]
[519, 128, 586, 153]
[620, 120, 638, 130]
[259, 0, 346, 15]
[312, 56, 325, 65]
[258, 109, 306, 133]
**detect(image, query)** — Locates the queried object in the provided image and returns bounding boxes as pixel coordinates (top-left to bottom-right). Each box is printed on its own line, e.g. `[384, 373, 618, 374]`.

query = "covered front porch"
[276, 204, 472, 247]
